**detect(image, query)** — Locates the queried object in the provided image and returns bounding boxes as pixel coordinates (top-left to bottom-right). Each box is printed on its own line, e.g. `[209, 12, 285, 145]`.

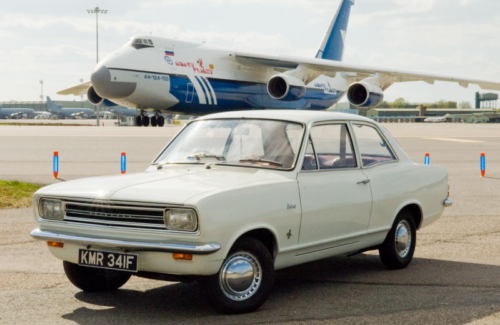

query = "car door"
[297, 122, 372, 247]
[350, 122, 403, 230]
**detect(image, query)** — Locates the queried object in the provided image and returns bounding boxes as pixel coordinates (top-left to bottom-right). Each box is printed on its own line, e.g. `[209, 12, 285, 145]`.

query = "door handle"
[357, 179, 370, 185]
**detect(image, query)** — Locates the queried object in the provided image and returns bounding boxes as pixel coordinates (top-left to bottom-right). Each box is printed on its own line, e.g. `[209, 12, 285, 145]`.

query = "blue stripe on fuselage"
[168, 74, 343, 115]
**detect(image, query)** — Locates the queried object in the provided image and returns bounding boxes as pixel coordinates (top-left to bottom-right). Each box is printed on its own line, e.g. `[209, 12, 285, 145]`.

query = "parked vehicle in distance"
[31, 110, 452, 313]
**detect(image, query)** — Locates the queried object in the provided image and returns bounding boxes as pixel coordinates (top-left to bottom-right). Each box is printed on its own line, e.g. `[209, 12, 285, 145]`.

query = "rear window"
[352, 124, 395, 167]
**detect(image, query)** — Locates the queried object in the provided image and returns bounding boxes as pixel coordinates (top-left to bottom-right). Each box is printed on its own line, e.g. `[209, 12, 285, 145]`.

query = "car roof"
[197, 110, 374, 124]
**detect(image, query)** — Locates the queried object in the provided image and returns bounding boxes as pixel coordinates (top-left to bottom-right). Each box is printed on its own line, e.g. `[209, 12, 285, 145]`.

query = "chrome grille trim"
[62, 200, 167, 230]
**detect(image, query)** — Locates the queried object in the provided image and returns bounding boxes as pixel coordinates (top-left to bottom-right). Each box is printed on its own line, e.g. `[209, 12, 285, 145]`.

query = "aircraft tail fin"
[46, 96, 62, 112]
[315, 0, 354, 61]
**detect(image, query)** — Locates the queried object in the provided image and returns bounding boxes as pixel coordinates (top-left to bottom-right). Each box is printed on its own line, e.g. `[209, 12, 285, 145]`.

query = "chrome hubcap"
[219, 252, 262, 301]
[395, 220, 412, 258]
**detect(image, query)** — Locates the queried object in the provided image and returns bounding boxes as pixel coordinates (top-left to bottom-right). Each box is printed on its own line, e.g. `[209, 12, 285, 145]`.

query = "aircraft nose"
[91, 66, 137, 99]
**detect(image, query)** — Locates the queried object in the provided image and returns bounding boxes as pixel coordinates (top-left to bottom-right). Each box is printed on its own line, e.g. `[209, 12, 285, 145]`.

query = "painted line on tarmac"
[423, 137, 483, 143]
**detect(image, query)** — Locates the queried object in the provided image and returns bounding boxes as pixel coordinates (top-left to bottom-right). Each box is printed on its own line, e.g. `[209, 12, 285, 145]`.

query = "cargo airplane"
[59, 0, 500, 126]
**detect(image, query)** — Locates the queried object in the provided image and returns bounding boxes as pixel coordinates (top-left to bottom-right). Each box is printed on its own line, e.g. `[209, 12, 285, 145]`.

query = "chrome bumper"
[443, 199, 453, 207]
[30, 228, 221, 254]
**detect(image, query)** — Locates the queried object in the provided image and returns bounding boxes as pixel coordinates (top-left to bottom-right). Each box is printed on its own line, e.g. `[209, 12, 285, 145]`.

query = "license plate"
[78, 249, 138, 272]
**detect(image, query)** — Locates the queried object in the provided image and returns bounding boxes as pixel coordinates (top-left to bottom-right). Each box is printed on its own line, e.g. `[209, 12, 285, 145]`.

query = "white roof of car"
[198, 110, 374, 124]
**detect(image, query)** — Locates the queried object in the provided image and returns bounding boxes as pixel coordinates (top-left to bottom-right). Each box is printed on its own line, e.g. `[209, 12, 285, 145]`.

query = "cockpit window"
[131, 38, 154, 49]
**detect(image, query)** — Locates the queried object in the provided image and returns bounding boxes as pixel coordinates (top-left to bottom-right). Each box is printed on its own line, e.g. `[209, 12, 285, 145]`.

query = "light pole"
[87, 6, 108, 125]
[87, 6, 108, 64]
[39, 80, 44, 110]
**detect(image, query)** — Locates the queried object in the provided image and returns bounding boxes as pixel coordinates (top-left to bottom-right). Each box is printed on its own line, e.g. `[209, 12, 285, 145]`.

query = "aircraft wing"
[234, 52, 500, 90]
[57, 81, 92, 96]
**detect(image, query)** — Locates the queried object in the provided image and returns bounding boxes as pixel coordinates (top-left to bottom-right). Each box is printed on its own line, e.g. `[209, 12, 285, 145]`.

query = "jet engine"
[267, 74, 306, 101]
[87, 86, 104, 105]
[347, 79, 384, 108]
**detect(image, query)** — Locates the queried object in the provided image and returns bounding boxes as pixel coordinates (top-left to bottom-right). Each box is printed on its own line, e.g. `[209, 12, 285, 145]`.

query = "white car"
[31, 110, 452, 313]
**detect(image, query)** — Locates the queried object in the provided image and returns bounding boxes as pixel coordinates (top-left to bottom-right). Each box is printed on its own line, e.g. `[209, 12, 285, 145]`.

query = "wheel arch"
[393, 201, 423, 229]
[226, 226, 279, 259]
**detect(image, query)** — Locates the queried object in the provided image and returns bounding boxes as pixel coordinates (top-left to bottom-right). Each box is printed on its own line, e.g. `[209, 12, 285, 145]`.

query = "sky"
[1, 0, 500, 105]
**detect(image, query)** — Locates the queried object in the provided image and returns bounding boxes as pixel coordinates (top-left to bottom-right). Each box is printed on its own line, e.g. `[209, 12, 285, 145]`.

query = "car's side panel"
[297, 169, 372, 245]
[363, 161, 448, 231]
[192, 178, 302, 269]
[274, 227, 388, 270]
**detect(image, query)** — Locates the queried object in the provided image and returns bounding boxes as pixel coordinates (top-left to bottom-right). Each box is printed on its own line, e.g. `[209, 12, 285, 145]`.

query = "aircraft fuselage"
[91, 37, 347, 115]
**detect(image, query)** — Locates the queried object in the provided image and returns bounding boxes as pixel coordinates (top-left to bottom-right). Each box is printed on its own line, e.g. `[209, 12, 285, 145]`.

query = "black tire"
[157, 116, 165, 127]
[63, 261, 131, 292]
[201, 237, 275, 314]
[142, 116, 150, 127]
[135, 115, 143, 126]
[379, 211, 417, 269]
[151, 116, 158, 127]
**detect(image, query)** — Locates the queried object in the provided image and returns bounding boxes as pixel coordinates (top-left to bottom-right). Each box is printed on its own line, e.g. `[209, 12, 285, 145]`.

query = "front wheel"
[63, 261, 131, 292]
[201, 238, 275, 314]
[379, 212, 417, 269]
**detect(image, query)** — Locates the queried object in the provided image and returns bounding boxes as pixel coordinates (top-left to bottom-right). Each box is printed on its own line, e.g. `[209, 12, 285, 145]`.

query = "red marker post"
[121, 152, 127, 174]
[424, 153, 430, 165]
[53, 151, 59, 179]
[480, 153, 486, 177]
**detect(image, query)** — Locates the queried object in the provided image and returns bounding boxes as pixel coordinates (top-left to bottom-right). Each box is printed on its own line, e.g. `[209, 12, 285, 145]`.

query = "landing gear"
[135, 115, 143, 126]
[157, 115, 165, 127]
[134, 112, 150, 127]
[151, 113, 165, 127]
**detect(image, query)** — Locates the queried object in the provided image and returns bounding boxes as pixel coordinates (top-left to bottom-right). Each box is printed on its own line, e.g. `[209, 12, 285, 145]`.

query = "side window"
[302, 137, 318, 170]
[309, 124, 357, 170]
[352, 124, 395, 167]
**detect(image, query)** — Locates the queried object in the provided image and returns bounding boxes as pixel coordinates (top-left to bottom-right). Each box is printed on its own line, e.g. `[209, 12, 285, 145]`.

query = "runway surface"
[1, 123, 500, 324]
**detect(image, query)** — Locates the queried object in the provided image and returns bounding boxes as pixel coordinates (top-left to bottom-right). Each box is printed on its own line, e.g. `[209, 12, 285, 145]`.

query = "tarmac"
[0, 122, 500, 324]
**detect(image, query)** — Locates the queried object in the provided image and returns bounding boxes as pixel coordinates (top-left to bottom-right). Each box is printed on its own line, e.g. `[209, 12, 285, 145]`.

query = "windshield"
[130, 38, 154, 49]
[155, 119, 305, 170]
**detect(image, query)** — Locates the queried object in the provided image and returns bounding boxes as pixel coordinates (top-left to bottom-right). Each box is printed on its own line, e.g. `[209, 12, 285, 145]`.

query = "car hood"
[36, 165, 294, 205]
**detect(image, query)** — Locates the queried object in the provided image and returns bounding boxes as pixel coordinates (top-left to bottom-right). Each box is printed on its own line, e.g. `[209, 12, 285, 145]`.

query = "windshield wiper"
[187, 153, 226, 161]
[239, 158, 283, 167]
[155, 161, 203, 169]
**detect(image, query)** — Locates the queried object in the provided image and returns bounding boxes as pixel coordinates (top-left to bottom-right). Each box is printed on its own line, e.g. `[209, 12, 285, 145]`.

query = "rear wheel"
[63, 261, 131, 292]
[142, 116, 150, 127]
[201, 237, 275, 314]
[151, 116, 158, 127]
[379, 212, 417, 269]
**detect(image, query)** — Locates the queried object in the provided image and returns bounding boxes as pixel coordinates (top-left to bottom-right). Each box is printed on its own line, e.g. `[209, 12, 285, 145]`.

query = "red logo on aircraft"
[175, 58, 214, 74]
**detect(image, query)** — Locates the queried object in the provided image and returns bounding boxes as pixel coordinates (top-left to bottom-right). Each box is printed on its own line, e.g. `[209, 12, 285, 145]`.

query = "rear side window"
[352, 124, 395, 167]
[308, 124, 357, 170]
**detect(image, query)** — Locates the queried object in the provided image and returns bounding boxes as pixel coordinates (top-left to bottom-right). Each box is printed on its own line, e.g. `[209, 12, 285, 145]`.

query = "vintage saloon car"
[31, 110, 452, 313]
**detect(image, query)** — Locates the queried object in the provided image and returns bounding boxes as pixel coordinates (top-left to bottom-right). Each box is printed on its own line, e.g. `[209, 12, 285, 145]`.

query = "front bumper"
[31, 228, 224, 275]
[31, 228, 221, 254]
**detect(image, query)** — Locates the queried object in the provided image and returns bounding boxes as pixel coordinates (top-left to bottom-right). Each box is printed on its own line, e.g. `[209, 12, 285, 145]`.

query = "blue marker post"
[424, 153, 430, 165]
[121, 152, 127, 174]
[53, 151, 59, 179]
[480, 153, 486, 177]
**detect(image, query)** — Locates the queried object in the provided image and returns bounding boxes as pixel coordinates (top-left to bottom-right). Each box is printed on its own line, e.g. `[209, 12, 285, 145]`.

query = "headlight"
[163, 208, 198, 232]
[39, 199, 65, 220]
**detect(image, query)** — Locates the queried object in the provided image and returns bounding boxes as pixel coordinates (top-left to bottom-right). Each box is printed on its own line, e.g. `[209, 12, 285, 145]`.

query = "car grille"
[63, 200, 166, 230]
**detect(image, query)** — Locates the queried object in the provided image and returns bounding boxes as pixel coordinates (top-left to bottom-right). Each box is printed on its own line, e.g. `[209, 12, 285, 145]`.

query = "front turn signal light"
[47, 241, 64, 248]
[172, 253, 192, 260]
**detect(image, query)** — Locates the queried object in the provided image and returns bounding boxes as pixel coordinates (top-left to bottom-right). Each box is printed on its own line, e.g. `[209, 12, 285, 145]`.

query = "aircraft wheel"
[151, 116, 158, 127]
[142, 116, 150, 127]
[157, 116, 165, 127]
[135, 115, 143, 126]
